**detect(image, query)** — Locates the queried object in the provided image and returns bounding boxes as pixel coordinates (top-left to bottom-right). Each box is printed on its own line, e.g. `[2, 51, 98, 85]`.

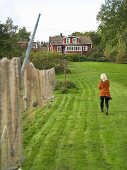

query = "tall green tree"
[16, 27, 30, 41]
[0, 18, 30, 59]
[97, 0, 127, 63]
[0, 18, 19, 58]
[0, 21, 11, 58]
[84, 31, 104, 59]
[72, 32, 84, 36]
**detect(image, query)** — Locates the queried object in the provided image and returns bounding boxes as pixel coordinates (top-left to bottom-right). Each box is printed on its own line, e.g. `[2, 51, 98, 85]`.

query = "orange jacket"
[98, 80, 111, 97]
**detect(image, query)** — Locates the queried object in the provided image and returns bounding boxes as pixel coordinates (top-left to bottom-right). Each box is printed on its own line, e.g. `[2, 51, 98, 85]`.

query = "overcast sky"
[0, 0, 105, 42]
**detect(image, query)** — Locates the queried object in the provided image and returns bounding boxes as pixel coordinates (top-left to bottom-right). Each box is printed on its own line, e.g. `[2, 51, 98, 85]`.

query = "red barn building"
[49, 34, 92, 55]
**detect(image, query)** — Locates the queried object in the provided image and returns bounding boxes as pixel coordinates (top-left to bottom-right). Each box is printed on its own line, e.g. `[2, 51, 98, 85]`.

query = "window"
[77, 46, 81, 51]
[73, 38, 77, 44]
[66, 38, 70, 44]
[66, 46, 82, 51]
[57, 46, 61, 52]
[83, 46, 88, 51]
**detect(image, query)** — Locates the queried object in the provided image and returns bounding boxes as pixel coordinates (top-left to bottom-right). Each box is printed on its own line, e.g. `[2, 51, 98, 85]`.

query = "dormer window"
[66, 38, 70, 44]
[72, 38, 77, 44]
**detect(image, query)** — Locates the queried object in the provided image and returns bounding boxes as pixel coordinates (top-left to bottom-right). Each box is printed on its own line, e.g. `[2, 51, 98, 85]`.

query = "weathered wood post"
[0, 58, 23, 170]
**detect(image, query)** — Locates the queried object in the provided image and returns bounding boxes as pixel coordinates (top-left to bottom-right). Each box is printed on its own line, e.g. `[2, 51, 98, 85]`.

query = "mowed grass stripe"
[29, 95, 76, 169]
[97, 81, 127, 170]
[23, 95, 62, 146]
[23, 95, 69, 168]
[79, 79, 110, 170]
[54, 92, 88, 170]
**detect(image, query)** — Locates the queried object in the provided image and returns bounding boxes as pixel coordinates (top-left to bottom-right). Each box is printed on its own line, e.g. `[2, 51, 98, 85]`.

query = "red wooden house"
[18, 41, 40, 49]
[48, 34, 92, 55]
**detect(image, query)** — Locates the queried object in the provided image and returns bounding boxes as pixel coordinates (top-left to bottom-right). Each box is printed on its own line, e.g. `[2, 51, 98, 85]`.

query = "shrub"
[64, 54, 81, 62]
[29, 51, 71, 74]
[64, 53, 108, 62]
[55, 80, 78, 94]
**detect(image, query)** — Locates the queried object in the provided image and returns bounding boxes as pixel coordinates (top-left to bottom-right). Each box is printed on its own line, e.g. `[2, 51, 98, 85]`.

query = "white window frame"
[66, 46, 82, 51]
[57, 46, 61, 52]
[72, 38, 77, 44]
[66, 38, 70, 44]
[83, 46, 88, 51]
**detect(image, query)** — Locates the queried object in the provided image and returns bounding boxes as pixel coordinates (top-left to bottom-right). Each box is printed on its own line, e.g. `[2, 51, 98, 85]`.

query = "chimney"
[60, 33, 63, 37]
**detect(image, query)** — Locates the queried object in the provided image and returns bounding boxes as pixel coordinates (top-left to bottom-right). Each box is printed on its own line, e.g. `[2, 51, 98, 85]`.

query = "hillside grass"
[22, 62, 127, 170]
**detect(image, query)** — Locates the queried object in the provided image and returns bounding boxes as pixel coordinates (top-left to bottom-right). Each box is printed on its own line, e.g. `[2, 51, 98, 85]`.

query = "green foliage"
[30, 51, 71, 74]
[16, 27, 30, 41]
[63, 53, 108, 62]
[72, 32, 84, 36]
[0, 18, 30, 59]
[84, 31, 101, 46]
[88, 45, 104, 59]
[72, 31, 101, 46]
[64, 53, 82, 62]
[55, 80, 78, 94]
[116, 39, 127, 63]
[97, 0, 127, 63]
[104, 43, 116, 62]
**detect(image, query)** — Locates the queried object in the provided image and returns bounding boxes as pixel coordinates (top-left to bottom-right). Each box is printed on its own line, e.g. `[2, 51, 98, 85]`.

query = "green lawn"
[22, 62, 127, 170]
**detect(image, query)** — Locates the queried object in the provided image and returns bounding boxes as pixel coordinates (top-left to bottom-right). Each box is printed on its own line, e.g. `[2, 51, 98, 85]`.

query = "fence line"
[23, 62, 56, 109]
[0, 58, 23, 170]
[0, 58, 56, 170]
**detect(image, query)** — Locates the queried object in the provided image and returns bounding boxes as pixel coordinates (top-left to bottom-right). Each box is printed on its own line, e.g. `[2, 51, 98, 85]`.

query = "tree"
[104, 43, 116, 62]
[116, 38, 127, 63]
[0, 21, 11, 58]
[84, 31, 103, 59]
[97, 0, 127, 63]
[0, 18, 19, 58]
[72, 32, 84, 36]
[0, 18, 31, 59]
[16, 27, 30, 41]
[83, 31, 101, 46]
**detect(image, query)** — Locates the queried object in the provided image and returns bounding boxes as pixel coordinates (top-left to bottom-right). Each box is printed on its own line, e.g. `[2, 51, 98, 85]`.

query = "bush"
[55, 80, 78, 94]
[29, 51, 71, 74]
[60, 87, 68, 94]
[64, 54, 81, 62]
[64, 53, 109, 62]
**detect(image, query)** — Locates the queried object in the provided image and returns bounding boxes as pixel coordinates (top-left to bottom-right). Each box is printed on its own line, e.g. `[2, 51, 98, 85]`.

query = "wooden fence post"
[0, 58, 23, 170]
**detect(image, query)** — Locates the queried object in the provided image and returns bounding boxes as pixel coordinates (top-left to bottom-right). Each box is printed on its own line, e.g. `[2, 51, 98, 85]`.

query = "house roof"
[49, 35, 92, 45]
[79, 36, 92, 44]
[49, 36, 63, 45]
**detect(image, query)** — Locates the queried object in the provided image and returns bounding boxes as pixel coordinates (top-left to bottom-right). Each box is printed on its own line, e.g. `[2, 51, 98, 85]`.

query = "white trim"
[83, 46, 88, 51]
[65, 46, 82, 51]
[57, 46, 61, 52]
[66, 38, 70, 44]
[72, 38, 77, 44]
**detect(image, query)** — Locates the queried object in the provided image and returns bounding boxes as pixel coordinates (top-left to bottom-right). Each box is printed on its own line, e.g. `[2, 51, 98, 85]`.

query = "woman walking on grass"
[98, 73, 112, 115]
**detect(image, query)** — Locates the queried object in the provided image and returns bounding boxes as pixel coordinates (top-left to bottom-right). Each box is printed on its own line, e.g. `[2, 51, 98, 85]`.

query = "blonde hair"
[100, 73, 107, 82]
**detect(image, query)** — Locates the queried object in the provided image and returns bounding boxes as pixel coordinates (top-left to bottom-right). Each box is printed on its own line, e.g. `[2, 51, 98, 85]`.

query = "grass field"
[22, 62, 127, 170]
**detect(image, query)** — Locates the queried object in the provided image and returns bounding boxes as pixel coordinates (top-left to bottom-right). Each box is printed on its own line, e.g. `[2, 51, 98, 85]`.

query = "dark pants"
[100, 96, 109, 112]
